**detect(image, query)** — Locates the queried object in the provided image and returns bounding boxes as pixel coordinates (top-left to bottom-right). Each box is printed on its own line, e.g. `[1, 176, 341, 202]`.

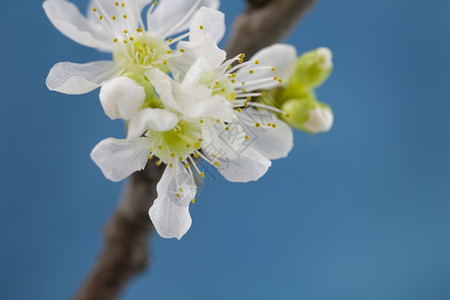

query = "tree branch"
[227, 0, 319, 58]
[74, 0, 319, 299]
[73, 162, 164, 300]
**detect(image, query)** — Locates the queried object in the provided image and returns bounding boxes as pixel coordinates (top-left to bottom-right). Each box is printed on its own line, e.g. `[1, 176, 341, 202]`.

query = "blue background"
[1, 0, 450, 299]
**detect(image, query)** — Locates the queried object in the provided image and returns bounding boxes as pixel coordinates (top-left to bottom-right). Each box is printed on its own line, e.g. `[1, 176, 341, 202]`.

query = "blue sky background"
[1, 0, 450, 299]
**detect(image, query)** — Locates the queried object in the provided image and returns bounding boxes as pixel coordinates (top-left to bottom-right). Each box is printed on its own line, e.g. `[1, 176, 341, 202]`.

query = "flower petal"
[170, 35, 226, 81]
[43, 0, 113, 51]
[46, 61, 121, 95]
[100, 76, 146, 120]
[128, 108, 179, 138]
[235, 44, 297, 88]
[149, 0, 219, 38]
[202, 124, 271, 182]
[189, 7, 225, 43]
[238, 110, 293, 160]
[149, 163, 196, 239]
[90, 137, 151, 182]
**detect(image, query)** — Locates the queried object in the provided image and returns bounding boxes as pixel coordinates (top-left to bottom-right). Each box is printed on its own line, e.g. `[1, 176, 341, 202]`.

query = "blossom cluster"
[44, 0, 334, 239]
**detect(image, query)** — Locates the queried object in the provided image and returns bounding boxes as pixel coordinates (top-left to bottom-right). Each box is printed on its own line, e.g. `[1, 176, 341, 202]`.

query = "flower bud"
[289, 47, 333, 92]
[281, 97, 333, 134]
[100, 76, 146, 120]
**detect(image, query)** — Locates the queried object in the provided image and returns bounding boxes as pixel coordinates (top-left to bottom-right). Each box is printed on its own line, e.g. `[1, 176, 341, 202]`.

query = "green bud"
[289, 47, 333, 92]
[122, 72, 161, 109]
[281, 95, 333, 134]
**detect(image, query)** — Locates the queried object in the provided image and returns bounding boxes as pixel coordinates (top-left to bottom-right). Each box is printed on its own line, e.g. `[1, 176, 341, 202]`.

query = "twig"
[227, 0, 319, 58]
[73, 161, 164, 300]
[74, 0, 318, 299]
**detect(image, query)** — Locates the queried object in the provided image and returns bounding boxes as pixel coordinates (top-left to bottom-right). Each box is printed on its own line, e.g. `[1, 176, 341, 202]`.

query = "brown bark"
[227, 0, 319, 58]
[74, 0, 318, 299]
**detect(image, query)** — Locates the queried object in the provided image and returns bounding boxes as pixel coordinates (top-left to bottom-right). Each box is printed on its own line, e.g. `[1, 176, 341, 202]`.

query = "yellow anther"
[170, 153, 175, 157]
[261, 92, 266, 97]
[129, 36, 134, 41]
[194, 153, 200, 158]
[255, 60, 260, 64]
[153, 1, 158, 5]
[194, 142, 201, 149]
[278, 79, 283, 83]
[121, 2, 125, 7]
[92, 7, 97, 12]
[267, 123, 272, 126]
[123, 14, 127, 19]
[113, 38, 118, 43]
[167, 50, 173, 54]
[158, 145, 162, 150]
[215, 81, 220, 86]
[137, 28, 143, 32]
[227, 65, 232, 70]
[156, 160, 161, 166]
[255, 123, 261, 128]
[191, 199, 196, 204]
[179, 157, 183, 161]
[200, 172, 205, 178]
[272, 123, 277, 128]
[273, 76, 278, 80]
[112, 16, 117, 20]
[115, 1, 119, 6]
[240, 53, 245, 59]
[241, 81, 245, 85]
[216, 119, 221, 123]
[185, 163, 189, 168]
[176, 193, 180, 197]
[163, 60, 167, 64]
[179, 188, 183, 192]
[148, 155, 153, 159]
[180, 49, 185, 53]
[99, 15, 103, 20]
[123, 40, 128, 44]
[186, 144, 191, 148]
[244, 102, 249, 107]
[169, 163, 174, 168]
[242, 89, 247, 93]
[199, 25, 204, 30]
[249, 70, 254, 74]
[221, 88, 225, 92]
[123, 30, 128, 34]
[272, 67, 276, 71]
[168, 38, 173, 42]
[245, 135, 249, 140]
[231, 79, 236, 83]
[214, 162, 221, 167]
[237, 108, 242, 112]
[198, 138, 204, 142]
[238, 58, 244, 63]
[285, 113, 291, 118]
[225, 126, 230, 131]
[246, 96, 252, 101]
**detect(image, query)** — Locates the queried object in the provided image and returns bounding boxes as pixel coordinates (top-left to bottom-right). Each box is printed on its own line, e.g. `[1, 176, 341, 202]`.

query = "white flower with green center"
[43, 0, 224, 94]
[90, 44, 296, 239]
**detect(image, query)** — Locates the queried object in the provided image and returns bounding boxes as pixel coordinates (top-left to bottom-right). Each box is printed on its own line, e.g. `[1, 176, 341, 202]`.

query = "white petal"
[215, 147, 271, 183]
[149, 0, 219, 38]
[128, 108, 179, 138]
[99, 76, 146, 120]
[304, 107, 334, 133]
[202, 125, 271, 182]
[235, 44, 297, 86]
[46, 61, 121, 95]
[90, 137, 151, 182]
[189, 7, 225, 43]
[190, 95, 235, 122]
[149, 163, 197, 239]
[43, 0, 113, 52]
[170, 35, 226, 81]
[145, 69, 185, 112]
[238, 110, 293, 160]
